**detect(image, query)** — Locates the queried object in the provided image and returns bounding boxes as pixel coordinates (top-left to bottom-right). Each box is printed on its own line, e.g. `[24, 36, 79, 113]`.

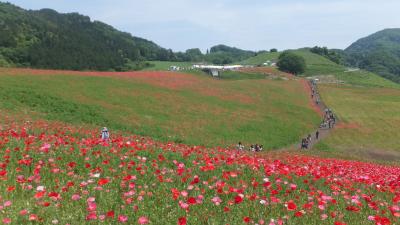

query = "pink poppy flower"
[118, 215, 128, 223]
[2, 218, 11, 224]
[211, 196, 222, 205]
[138, 216, 149, 224]
[71, 194, 81, 201]
[3, 201, 11, 207]
[86, 212, 97, 221]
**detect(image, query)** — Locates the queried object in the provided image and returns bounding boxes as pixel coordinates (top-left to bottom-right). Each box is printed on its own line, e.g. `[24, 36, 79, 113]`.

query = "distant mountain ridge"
[345, 28, 400, 83]
[206, 44, 256, 64]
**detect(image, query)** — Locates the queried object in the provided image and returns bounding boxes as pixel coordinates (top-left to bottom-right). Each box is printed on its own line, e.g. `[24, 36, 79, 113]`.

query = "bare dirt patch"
[239, 67, 295, 79]
[366, 149, 400, 162]
[335, 122, 361, 129]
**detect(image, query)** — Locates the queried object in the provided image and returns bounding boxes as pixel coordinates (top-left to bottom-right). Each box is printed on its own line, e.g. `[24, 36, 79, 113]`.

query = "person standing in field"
[101, 127, 110, 141]
[316, 130, 319, 140]
[255, 144, 260, 152]
[236, 142, 244, 151]
[301, 138, 307, 149]
[250, 145, 255, 152]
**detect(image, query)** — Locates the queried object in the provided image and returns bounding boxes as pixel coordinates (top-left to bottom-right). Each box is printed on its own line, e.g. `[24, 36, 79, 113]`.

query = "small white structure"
[344, 68, 360, 73]
[263, 60, 277, 67]
[193, 64, 244, 71]
[192, 64, 244, 78]
[211, 69, 219, 77]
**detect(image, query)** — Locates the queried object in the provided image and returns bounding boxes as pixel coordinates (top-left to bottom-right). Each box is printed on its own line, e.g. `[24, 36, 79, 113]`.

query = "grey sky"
[6, 0, 400, 52]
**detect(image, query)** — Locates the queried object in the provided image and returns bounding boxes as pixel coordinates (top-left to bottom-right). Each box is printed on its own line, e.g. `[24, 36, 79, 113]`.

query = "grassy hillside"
[0, 68, 320, 149]
[241, 49, 399, 87]
[334, 70, 400, 88]
[241, 47, 400, 162]
[240, 52, 280, 65]
[314, 83, 400, 162]
[289, 50, 345, 75]
[241, 49, 345, 76]
[298, 54, 400, 162]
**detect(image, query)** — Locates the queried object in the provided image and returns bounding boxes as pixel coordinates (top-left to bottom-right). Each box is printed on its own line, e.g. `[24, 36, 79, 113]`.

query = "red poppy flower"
[234, 195, 243, 204]
[98, 178, 109, 186]
[187, 197, 196, 205]
[286, 200, 297, 211]
[178, 217, 187, 225]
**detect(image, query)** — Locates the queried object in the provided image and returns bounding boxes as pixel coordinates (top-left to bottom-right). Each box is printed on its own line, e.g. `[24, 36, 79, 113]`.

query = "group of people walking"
[320, 109, 336, 129]
[236, 142, 264, 152]
[310, 80, 320, 105]
[301, 131, 319, 149]
[301, 79, 337, 150]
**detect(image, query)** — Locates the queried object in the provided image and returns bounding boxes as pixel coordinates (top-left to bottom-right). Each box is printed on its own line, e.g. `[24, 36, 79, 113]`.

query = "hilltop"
[240, 49, 345, 75]
[241, 29, 400, 84]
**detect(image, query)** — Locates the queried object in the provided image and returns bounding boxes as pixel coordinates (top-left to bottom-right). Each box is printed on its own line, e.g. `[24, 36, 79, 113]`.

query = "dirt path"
[297, 79, 338, 150]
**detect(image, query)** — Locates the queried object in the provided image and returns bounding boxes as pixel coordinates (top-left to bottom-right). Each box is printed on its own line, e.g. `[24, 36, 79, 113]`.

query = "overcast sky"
[6, 0, 400, 52]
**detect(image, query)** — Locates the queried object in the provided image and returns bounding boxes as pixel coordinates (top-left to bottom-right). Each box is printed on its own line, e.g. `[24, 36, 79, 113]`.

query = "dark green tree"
[185, 48, 203, 61]
[277, 51, 306, 75]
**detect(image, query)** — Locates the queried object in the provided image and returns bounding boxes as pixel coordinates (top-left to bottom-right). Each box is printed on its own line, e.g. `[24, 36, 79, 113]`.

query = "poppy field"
[0, 118, 399, 225]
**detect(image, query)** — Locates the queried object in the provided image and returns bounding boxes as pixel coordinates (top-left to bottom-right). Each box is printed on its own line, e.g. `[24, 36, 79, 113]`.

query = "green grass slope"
[241, 48, 400, 162]
[240, 52, 280, 65]
[0, 68, 320, 149]
[240, 49, 345, 76]
[315, 83, 400, 162]
[301, 52, 400, 162]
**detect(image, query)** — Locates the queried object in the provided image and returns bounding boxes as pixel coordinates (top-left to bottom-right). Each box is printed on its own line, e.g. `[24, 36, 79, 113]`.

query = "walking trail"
[296, 78, 338, 150]
[269, 78, 338, 152]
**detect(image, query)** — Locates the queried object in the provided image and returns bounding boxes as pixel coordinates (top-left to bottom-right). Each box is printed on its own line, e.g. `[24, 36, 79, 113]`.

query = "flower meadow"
[0, 120, 399, 225]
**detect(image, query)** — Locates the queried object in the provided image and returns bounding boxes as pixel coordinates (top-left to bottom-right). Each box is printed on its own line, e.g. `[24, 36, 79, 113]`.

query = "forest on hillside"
[345, 29, 400, 83]
[0, 2, 257, 71]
